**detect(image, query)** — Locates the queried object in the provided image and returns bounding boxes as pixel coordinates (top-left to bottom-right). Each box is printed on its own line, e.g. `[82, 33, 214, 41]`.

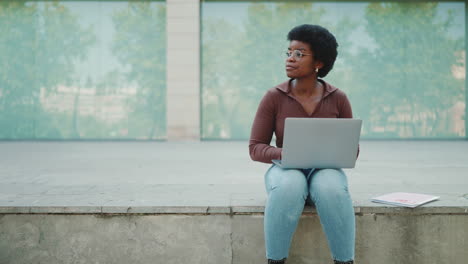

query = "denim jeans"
[264, 164, 355, 262]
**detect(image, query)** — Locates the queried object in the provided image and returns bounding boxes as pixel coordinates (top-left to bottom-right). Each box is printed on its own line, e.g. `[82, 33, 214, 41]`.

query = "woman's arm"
[339, 93, 360, 158]
[249, 91, 282, 163]
[338, 93, 353, 119]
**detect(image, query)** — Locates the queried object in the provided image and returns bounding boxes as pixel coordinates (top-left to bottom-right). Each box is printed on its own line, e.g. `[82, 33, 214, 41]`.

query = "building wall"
[167, 0, 200, 140]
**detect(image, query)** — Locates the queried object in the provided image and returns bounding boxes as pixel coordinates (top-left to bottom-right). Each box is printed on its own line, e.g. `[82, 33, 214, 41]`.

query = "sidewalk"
[1, 141, 467, 213]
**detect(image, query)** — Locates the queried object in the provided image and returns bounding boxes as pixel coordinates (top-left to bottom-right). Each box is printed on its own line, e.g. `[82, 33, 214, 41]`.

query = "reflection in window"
[0, 1, 166, 139]
[201, 2, 466, 139]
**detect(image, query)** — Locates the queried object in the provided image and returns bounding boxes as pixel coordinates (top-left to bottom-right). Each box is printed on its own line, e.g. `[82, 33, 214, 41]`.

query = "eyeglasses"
[285, 50, 313, 60]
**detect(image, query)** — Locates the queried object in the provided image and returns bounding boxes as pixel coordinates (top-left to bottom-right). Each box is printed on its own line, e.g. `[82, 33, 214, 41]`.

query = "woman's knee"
[266, 167, 308, 199]
[309, 169, 350, 201]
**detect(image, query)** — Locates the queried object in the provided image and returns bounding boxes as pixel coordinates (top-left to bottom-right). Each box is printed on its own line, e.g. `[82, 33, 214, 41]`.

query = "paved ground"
[1, 141, 467, 212]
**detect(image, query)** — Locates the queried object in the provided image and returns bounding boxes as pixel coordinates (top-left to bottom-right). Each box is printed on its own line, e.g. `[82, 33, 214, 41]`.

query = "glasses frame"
[285, 49, 313, 60]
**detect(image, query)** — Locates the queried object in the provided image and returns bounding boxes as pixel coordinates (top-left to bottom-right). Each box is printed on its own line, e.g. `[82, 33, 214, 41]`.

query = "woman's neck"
[291, 77, 322, 97]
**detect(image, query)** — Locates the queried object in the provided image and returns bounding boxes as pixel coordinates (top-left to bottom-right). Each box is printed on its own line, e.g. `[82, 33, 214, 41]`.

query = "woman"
[249, 24, 357, 264]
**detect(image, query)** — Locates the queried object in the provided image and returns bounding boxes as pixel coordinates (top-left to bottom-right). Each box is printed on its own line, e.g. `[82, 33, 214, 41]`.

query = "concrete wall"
[1, 213, 467, 264]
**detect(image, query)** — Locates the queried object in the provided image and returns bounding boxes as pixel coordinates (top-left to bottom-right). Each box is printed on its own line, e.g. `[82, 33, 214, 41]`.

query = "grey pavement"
[1, 141, 468, 213]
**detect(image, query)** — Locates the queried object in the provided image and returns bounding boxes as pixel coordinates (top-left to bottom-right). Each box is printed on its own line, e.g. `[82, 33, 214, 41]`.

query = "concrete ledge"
[2, 205, 468, 215]
[1, 213, 467, 264]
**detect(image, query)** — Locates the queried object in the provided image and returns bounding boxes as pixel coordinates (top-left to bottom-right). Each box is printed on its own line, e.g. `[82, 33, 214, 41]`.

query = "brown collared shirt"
[249, 78, 357, 164]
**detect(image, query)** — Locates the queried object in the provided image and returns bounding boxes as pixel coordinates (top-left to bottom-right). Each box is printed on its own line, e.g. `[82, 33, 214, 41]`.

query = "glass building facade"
[1, 1, 466, 140]
[0, 1, 166, 139]
[201, 1, 466, 139]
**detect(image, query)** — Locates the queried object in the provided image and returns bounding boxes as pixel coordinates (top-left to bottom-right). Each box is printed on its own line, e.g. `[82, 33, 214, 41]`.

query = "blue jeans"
[264, 165, 355, 262]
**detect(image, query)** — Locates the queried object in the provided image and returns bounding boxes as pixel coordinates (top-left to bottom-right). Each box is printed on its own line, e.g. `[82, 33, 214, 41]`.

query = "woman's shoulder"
[332, 87, 348, 99]
[272, 80, 290, 93]
[321, 80, 349, 99]
[261, 80, 290, 99]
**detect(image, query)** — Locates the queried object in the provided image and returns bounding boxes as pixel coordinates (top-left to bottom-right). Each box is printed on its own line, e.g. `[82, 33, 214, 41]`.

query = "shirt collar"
[275, 78, 338, 98]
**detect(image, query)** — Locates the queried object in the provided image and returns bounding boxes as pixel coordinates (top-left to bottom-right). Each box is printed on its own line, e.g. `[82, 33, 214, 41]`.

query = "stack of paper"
[371, 192, 440, 208]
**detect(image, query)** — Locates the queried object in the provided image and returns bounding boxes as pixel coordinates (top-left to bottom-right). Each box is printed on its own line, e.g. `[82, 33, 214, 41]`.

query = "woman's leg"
[264, 165, 308, 261]
[307, 169, 355, 263]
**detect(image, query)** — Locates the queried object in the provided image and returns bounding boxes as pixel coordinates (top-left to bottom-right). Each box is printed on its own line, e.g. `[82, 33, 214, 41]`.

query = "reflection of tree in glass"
[202, 3, 354, 139]
[202, 19, 244, 138]
[0, 1, 95, 139]
[110, 2, 166, 139]
[352, 3, 464, 138]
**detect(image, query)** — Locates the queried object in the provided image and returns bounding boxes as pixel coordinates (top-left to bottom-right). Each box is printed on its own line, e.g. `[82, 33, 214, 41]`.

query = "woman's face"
[285, 40, 322, 79]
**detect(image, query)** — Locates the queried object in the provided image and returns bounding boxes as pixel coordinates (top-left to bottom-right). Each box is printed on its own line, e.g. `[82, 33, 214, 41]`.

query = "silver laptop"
[272, 118, 362, 169]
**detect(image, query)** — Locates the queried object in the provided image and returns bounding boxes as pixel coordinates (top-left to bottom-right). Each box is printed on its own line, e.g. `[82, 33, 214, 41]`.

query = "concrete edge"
[1, 206, 467, 215]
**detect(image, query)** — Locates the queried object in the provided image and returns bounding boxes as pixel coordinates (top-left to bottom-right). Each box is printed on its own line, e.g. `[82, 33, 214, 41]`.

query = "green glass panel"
[201, 2, 466, 139]
[0, 1, 166, 139]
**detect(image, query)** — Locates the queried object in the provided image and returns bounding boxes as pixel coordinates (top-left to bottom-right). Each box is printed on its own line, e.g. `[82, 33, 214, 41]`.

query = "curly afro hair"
[287, 24, 338, 78]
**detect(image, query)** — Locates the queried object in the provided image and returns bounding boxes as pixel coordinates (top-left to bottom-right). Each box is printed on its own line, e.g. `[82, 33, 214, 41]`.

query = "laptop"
[272, 118, 362, 169]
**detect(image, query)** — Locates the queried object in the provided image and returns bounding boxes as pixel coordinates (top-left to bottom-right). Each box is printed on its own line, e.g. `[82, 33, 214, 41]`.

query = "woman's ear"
[315, 61, 324, 71]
